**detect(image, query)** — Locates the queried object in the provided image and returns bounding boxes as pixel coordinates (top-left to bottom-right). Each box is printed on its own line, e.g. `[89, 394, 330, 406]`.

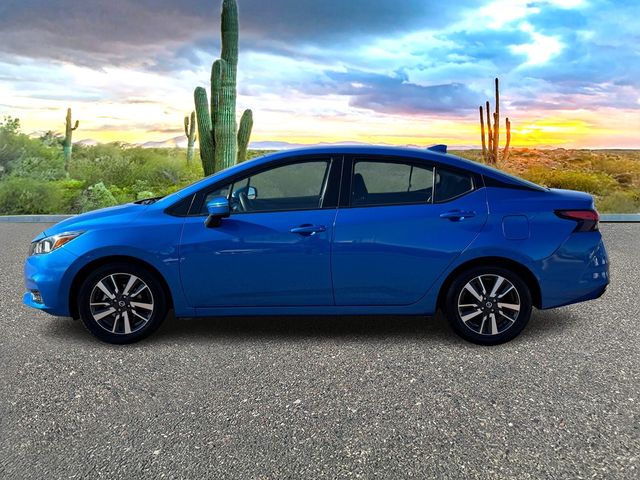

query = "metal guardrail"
[1, 214, 639, 223]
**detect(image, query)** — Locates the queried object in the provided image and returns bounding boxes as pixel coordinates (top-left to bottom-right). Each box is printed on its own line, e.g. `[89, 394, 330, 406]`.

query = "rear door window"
[433, 168, 474, 203]
[351, 160, 434, 207]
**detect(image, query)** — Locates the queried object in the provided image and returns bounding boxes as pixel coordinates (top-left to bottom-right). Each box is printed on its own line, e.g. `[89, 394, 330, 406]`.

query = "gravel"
[1, 223, 638, 479]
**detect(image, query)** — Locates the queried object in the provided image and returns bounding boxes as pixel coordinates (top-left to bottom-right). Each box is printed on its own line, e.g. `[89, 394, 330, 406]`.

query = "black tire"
[444, 266, 532, 345]
[77, 262, 168, 344]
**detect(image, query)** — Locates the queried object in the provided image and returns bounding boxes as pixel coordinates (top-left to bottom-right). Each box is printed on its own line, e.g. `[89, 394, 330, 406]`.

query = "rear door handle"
[440, 210, 476, 221]
[290, 224, 327, 236]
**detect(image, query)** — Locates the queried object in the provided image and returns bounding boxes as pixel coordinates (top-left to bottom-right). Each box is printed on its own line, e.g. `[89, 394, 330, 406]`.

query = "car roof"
[167, 145, 543, 200]
[247, 145, 481, 172]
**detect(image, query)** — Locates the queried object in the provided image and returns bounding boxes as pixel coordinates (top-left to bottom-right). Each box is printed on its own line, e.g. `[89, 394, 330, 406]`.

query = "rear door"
[331, 156, 488, 306]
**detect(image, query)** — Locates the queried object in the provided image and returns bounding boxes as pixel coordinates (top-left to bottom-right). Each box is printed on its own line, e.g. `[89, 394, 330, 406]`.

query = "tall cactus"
[237, 109, 253, 163]
[184, 111, 197, 164]
[63, 108, 79, 166]
[479, 78, 511, 164]
[194, 0, 253, 176]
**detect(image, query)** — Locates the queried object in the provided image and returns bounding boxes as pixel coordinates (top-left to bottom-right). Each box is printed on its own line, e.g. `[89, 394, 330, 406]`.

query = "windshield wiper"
[134, 196, 164, 205]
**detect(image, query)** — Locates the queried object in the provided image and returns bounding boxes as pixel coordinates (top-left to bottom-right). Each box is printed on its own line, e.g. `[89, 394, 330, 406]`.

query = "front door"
[331, 157, 488, 306]
[180, 158, 338, 307]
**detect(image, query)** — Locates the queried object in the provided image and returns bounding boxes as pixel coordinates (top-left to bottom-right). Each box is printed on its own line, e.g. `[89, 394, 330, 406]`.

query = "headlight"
[30, 231, 84, 256]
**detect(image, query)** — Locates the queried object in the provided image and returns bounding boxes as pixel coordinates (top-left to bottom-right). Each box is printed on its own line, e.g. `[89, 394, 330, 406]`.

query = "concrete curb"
[0, 215, 74, 223]
[0, 214, 638, 223]
[600, 214, 640, 222]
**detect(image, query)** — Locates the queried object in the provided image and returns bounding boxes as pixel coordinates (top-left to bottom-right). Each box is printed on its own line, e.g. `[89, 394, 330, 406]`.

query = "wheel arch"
[436, 256, 542, 310]
[68, 255, 174, 319]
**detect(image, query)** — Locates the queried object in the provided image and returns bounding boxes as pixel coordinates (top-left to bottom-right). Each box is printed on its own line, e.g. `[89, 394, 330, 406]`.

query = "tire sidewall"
[445, 266, 532, 345]
[77, 263, 167, 344]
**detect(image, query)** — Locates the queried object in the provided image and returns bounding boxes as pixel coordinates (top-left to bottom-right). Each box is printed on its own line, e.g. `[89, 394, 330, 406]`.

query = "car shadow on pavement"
[39, 312, 452, 344]
[40, 307, 579, 345]
[152, 308, 580, 344]
[153, 311, 456, 343]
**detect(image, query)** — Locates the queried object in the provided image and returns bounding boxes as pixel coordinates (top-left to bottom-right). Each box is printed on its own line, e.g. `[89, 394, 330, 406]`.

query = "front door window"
[203, 160, 331, 214]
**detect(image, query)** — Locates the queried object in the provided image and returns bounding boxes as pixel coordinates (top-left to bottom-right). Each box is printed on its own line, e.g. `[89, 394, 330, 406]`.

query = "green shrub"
[0, 177, 62, 214]
[69, 144, 136, 187]
[1, 117, 67, 179]
[587, 155, 640, 187]
[10, 153, 66, 181]
[596, 191, 640, 213]
[522, 167, 617, 195]
[56, 179, 85, 213]
[78, 182, 118, 213]
[136, 190, 155, 200]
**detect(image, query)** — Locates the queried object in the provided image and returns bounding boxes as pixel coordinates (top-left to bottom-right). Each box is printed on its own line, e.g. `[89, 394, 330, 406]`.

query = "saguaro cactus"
[194, 0, 253, 176]
[184, 111, 197, 164]
[237, 109, 253, 163]
[479, 78, 511, 164]
[63, 108, 79, 166]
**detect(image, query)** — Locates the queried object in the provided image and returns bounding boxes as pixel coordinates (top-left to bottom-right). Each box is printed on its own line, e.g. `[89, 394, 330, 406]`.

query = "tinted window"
[351, 160, 434, 207]
[434, 168, 474, 202]
[204, 160, 330, 214]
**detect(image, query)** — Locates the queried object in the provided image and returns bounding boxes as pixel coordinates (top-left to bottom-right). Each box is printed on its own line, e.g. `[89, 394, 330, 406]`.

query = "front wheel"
[444, 267, 532, 345]
[77, 263, 168, 344]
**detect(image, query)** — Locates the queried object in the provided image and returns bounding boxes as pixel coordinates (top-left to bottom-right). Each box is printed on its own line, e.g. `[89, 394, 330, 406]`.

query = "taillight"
[555, 209, 599, 232]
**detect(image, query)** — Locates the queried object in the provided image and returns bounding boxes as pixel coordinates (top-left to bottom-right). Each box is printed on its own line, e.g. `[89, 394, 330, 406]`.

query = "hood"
[43, 203, 148, 237]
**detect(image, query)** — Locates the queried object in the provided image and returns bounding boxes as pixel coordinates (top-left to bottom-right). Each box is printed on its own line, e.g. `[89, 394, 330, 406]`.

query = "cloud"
[0, 1, 212, 67]
[438, 29, 530, 68]
[237, 0, 478, 43]
[510, 82, 640, 111]
[312, 69, 480, 115]
[0, 0, 476, 68]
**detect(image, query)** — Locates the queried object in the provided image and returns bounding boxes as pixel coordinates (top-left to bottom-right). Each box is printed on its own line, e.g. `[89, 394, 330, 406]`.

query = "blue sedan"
[23, 145, 609, 345]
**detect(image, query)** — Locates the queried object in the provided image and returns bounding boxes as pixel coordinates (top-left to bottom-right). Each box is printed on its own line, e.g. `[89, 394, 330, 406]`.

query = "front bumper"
[23, 247, 79, 316]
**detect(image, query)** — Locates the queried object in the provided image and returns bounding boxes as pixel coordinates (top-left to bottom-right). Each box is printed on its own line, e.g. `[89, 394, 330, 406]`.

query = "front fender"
[57, 220, 192, 317]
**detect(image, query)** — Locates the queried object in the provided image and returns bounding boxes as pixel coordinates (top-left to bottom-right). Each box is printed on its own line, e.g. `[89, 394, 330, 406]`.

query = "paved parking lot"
[1, 223, 638, 479]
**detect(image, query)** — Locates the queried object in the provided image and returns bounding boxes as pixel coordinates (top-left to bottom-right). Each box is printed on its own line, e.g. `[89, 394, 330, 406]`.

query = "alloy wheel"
[88, 273, 155, 335]
[457, 274, 521, 336]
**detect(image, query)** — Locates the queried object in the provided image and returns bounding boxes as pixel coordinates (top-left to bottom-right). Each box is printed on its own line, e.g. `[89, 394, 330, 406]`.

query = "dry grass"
[452, 149, 640, 213]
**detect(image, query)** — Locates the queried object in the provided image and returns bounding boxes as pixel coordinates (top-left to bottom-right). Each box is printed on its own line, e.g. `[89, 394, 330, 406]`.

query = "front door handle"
[290, 224, 327, 236]
[440, 210, 476, 221]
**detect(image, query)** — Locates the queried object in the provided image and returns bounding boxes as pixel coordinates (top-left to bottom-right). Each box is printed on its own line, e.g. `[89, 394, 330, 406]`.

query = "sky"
[0, 0, 638, 148]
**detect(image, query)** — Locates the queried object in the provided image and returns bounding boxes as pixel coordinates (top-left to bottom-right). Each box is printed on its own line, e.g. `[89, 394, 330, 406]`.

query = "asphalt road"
[1, 223, 638, 479]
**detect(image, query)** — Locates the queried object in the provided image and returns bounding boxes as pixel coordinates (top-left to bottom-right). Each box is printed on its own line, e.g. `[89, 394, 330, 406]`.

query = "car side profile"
[23, 145, 609, 345]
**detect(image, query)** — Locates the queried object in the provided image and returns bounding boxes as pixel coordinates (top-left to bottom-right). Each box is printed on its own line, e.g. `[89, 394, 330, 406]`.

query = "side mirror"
[246, 186, 257, 200]
[204, 197, 230, 228]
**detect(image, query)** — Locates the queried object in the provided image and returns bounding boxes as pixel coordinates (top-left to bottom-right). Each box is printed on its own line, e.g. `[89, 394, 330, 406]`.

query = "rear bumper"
[535, 233, 609, 309]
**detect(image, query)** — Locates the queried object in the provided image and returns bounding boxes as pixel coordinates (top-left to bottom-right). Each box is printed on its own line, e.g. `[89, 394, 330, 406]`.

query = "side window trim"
[190, 156, 341, 216]
[317, 159, 332, 206]
[339, 156, 353, 208]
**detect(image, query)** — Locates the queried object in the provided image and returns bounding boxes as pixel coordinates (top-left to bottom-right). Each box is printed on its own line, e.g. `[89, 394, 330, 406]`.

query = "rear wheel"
[77, 263, 167, 344]
[445, 266, 532, 345]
